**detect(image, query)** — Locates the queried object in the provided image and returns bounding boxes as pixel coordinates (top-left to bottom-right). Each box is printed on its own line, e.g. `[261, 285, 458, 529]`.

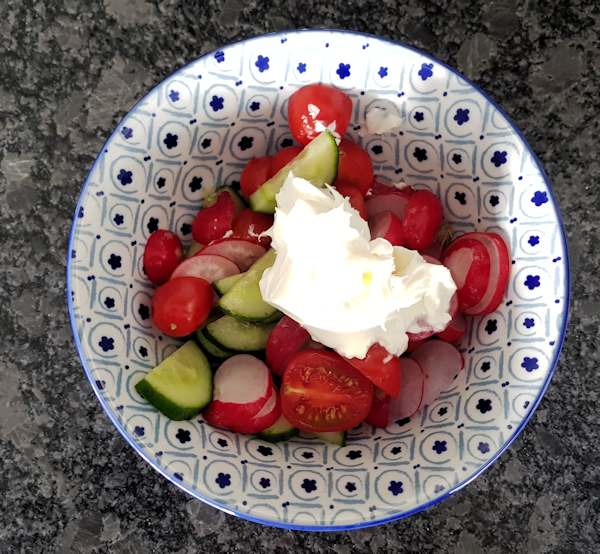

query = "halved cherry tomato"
[281, 350, 373, 432]
[345, 344, 401, 396]
[335, 180, 367, 220]
[152, 277, 213, 337]
[232, 209, 274, 249]
[288, 84, 352, 145]
[366, 388, 390, 428]
[271, 146, 303, 174]
[240, 156, 273, 198]
[143, 229, 183, 285]
[337, 139, 374, 196]
[266, 315, 311, 375]
[191, 191, 238, 245]
[401, 189, 443, 250]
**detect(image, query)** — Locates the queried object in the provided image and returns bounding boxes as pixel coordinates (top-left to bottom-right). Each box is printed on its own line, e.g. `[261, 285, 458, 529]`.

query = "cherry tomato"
[152, 277, 213, 337]
[345, 344, 401, 396]
[366, 388, 390, 428]
[232, 209, 274, 249]
[191, 191, 237, 245]
[401, 190, 443, 250]
[271, 146, 303, 174]
[334, 180, 367, 220]
[337, 139, 374, 196]
[281, 350, 373, 432]
[288, 84, 352, 145]
[240, 156, 273, 198]
[143, 230, 183, 285]
[266, 315, 311, 376]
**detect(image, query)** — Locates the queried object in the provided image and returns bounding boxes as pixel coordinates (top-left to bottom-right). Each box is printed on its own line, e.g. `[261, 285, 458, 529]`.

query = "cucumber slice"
[258, 414, 298, 443]
[312, 431, 346, 446]
[249, 131, 339, 213]
[214, 272, 245, 295]
[218, 249, 278, 321]
[196, 328, 234, 359]
[205, 315, 275, 352]
[135, 341, 212, 420]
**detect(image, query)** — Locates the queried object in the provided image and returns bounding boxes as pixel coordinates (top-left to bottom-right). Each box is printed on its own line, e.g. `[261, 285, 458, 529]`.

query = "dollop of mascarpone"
[259, 174, 456, 359]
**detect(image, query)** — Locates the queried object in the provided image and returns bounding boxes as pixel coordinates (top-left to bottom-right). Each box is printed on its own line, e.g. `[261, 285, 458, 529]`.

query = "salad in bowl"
[68, 30, 568, 530]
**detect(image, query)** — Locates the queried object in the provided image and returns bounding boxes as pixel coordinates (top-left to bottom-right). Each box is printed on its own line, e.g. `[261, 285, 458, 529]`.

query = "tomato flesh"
[288, 84, 352, 145]
[366, 388, 390, 428]
[232, 209, 274, 249]
[240, 156, 273, 198]
[152, 277, 213, 337]
[345, 344, 401, 396]
[266, 316, 311, 376]
[143, 229, 183, 285]
[337, 139, 374, 196]
[281, 350, 373, 432]
[334, 180, 367, 220]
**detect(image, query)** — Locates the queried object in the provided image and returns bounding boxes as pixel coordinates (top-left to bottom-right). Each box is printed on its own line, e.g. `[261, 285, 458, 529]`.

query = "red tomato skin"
[401, 190, 443, 250]
[337, 139, 374, 196]
[151, 277, 213, 337]
[232, 209, 274, 249]
[143, 230, 183, 285]
[191, 191, 237, 245]
[281, 350, 373, 433]
[345, 344, 402, 397]
[266, 316, 311, 376]
[240, 156, 273, 198]
[288, 84, 352, 145]
[334, 180, 368, 220]
[366, 389, 390, 428]
[271, 146, 303, 174]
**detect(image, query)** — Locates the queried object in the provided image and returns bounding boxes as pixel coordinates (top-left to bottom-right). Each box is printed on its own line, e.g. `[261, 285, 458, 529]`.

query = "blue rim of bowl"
[66, 28, 571, 532]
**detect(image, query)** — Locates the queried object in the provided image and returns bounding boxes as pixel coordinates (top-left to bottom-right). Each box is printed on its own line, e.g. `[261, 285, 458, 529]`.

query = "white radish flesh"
[366, 193, 408, 221]
[201, 239, 266, 271]
[213, 354, 269, 405]
[389, 358, 424, 420]
[170, 254, 240, 283]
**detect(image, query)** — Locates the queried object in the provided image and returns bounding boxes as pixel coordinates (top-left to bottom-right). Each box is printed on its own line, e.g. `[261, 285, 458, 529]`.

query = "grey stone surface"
[0, 0, 598, 552]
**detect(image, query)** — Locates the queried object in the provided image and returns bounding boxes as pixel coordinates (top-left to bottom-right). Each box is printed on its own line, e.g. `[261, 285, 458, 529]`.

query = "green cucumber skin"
[135, 379, 201, 421]
[205, 316, 275, 352]
[249, 131, 339, 213]
[257, 428, 299, 443]
[196, 328, 234, 359]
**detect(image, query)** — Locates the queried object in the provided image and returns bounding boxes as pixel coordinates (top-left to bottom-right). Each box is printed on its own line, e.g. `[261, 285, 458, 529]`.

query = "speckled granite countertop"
[0, 1, 598, 552]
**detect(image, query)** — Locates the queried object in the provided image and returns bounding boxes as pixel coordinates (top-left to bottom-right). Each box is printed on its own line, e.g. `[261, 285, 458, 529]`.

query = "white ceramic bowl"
[67, 29, 569, 530]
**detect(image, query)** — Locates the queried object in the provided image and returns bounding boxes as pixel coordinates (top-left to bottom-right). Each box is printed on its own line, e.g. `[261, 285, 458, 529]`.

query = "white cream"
[259, 174, 457, 359]
[364, 106, 403, 135]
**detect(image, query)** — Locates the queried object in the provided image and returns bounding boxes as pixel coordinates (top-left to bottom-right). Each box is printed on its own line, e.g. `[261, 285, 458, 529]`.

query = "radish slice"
[366, 193, 409, 221]
[411, 340, 463, 409]
[200, 239, 266, 271]
[203, 355, 274, 433]
[369, 211, 404, 246]
[422, 254, 442, 266]
[420, 240, 443, 261]
[170, 254, 239, 283]
[249, 388, 281, 433]
[266, 316, 311, 376]
[370, 180, 414, 197]
[437, 312, 466, 343]
[388, 358, 424, 420]
[464, 233, 510, 316]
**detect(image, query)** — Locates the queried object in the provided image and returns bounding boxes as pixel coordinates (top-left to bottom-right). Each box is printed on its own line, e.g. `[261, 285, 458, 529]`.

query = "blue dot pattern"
[68, 30, 568, 530]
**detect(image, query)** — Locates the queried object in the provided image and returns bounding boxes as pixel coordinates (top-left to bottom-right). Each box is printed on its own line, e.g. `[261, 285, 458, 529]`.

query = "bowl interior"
[68, 30, 568, 530]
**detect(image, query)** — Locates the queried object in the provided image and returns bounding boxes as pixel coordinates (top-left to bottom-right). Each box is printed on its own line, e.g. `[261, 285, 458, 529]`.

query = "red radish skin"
[366, 388, 390, 428]
[437, 312, 466, 343]
[401, 190, 443, 250]
[266, 316, 311, 375]
[388, 358, 424, 420]
[192, 191, 239, 245]
[366, 192, 409, 221]
[406, 336, 426, 353]
[200, 238, 266, 271]
[410, 340, 463, 409]
[170, 254, 239, 283]
[247, 388, 282, 433]
[370, 180, 414, 198]
[463, 233, 510, 316]
[203, 355, 274, 433]
[143, 230, 183, 285]
[369, 211, 405, 246]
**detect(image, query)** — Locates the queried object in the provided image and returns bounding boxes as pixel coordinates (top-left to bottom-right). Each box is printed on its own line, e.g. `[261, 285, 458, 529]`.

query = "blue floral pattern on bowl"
[67, 30, 569, 530]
